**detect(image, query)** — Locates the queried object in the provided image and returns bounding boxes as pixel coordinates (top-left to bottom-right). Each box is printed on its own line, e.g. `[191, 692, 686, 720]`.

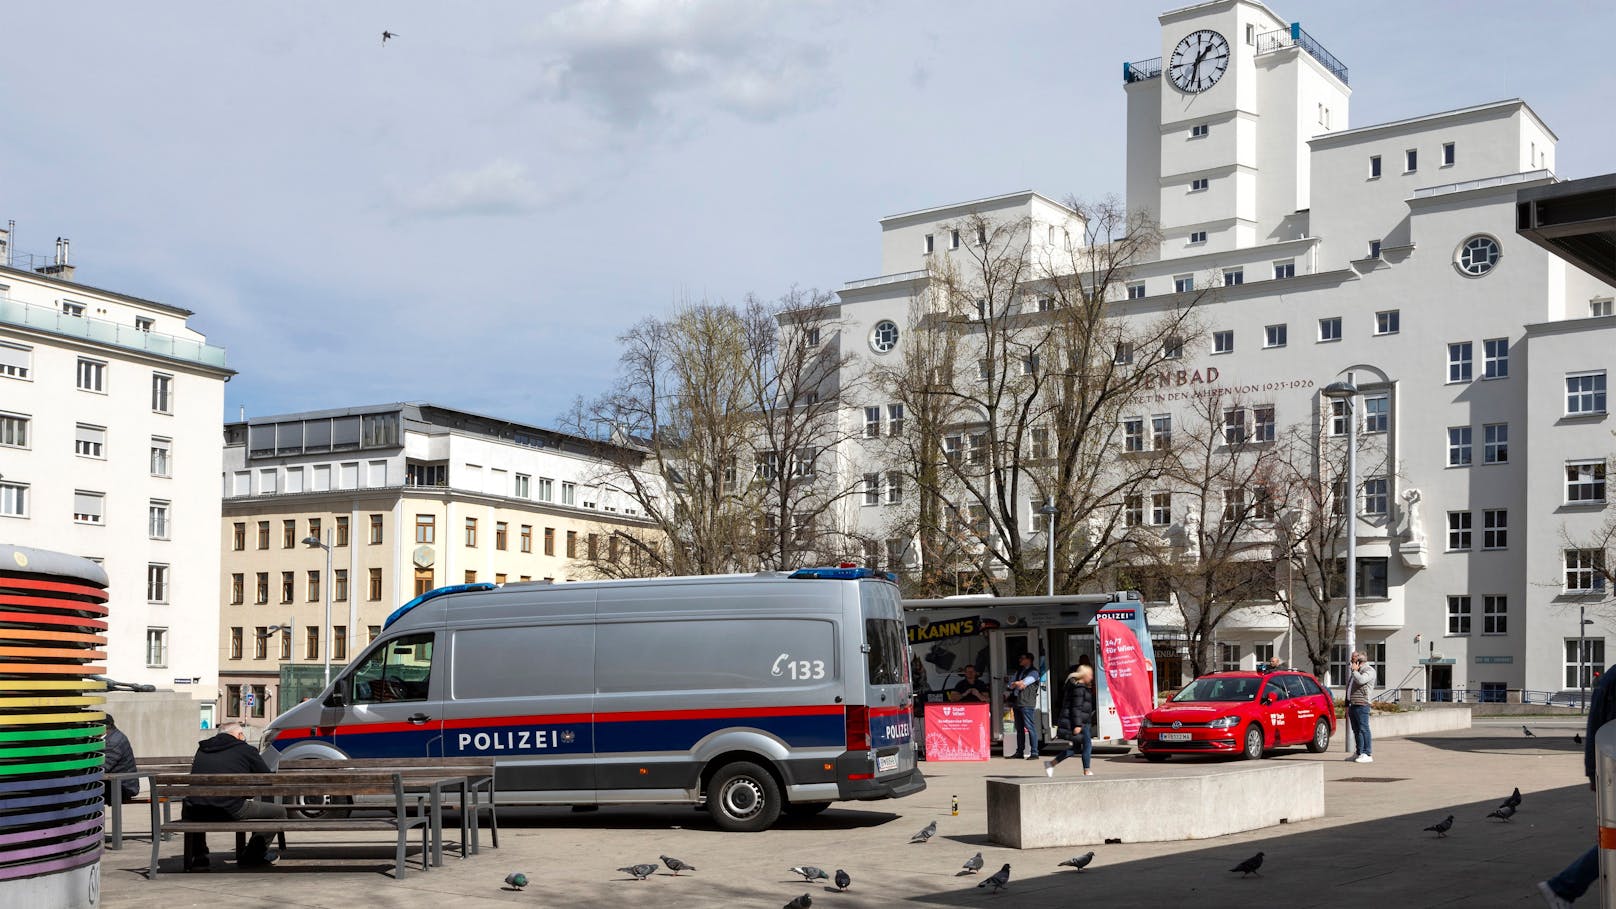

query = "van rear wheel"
[706, 761, 781, 832]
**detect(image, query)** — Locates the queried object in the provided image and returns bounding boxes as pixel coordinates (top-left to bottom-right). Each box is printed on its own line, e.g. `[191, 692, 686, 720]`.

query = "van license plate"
[1158, 732, 1192, 742]
[876, 754, 898, 773]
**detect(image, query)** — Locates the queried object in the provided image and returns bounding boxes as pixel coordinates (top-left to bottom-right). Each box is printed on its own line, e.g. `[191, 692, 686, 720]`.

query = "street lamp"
[1321, 375, 1358, 751]
[302, 533, 334, 688]
[1582, 608, 1596, 714]
[1040, 497, 1058, 597]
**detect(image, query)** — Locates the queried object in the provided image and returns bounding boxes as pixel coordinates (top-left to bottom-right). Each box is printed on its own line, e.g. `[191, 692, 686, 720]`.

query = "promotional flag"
[1097, 617, 1154, 739]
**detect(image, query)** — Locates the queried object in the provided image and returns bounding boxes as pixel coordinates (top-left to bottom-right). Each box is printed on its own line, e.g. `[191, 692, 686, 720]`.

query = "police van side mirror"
[324, 679, 349, 708]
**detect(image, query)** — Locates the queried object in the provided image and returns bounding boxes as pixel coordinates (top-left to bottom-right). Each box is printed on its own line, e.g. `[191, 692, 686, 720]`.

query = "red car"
[1137, 669, 1336, 761]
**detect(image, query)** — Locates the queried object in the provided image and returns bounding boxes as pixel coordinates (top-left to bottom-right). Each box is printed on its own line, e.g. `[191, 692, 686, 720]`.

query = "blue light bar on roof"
[383, 583, 497, 630]
[788, 567, 898, 582]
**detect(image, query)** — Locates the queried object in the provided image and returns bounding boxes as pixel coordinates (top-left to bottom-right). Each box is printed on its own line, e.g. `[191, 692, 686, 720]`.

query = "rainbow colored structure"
[0, 544, 109, 908]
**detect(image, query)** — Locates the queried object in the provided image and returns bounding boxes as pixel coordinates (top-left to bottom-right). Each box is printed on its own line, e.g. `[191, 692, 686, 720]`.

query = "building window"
[1362, 478, 1389, 516]
[148, 500, 170, 540]
[1367, 240, 1382, 260]
[413, 568, 434, 597]
[1021, 353, 1039, 376]
[334, 569, 349, 602]
[1567, 372, 1607, 415]
[949, 229, 960, 250]
[1188, 231, 1207, 245]
[414, 514, 435, 544]
[1253, 406, 1276, 443]
[1327, 399, 1349, 436]
[226, 685, 242, 716]
[307, 517, 321, 543]
[1123, 418, 1145, 453]
[74, 423, 105, 458]
[368, 625, 381, 643]
[1338, 557, 1390, 598]
[368, 567, 383, 601]
[923, 233, 934, 255]
[1481, 595, 1506, 634]
[369, 514, 383, 544]
[332, 627, 347, 662]
[0, 482, 26, 518]
[257, 521, 270, 549]
[544, 527, 556, 556]
[305, 626, 319, 661]
[230, 572, 244, 605]
[1191, 123, 1209, 138]
[1273, 260, 1295, 279]
[307, 570, 321, 602]
[151, 373, 173, 413]
[1126, 281, 1146, 299]
[1163, 336, 1183, 360]
[566, 530, 579, 559]
[1446, 511, 1472, 551]
[1254, 323, 1284, 350]
[561, 482, 577, 506]
[1222, 488, 1244, 523]
[255, 572, 268, 604]
[1448, 342, 1473, 383]
[1191, 178, 1209, 192]
[147, 563, 169, 603]
[1151, 492, 1173, 526]
[282, 519, 296, 549]
[1369, 155, 1381, 178]
[1124, 494, 1143, 527]
[514, 473, 531, 498]
[1457, 235, 1501, 277]
[1223, 407, 1247, 445]
[536, 477, 554, 501]
[887, 403, 904, 435]
[229, 628, 243, 661]
[0, 342, 31, 380]
[1567, 461, 1608, 503]
[1318, 317, 1341, 342]
[1446, 595, 1471, 635]
[1114, 341, 1134, 365]
[143, 627, 168, 668]
[1442, 142, 1455, 166]
[1566, 549, 1607, 593]
[1404, 149, 1417, 173]
[870, 320, 900, 353]
[73, 491, 104, 524]
[1174, 275, 1194, 293]
[1482, 338, 1509, 378]
[335, 515, 350, 546]
[135, 316, 154, 331]
[0, 412, 29, 449]
[1447, 427, 1472, 467]
[280, 571, 294, 604]
[495, 521, 509, 550]
[1474, 423, 1508, 465]
[76, 358, 105, 392]
[882, 471, 904, 506]
[1568, 639, 1606, 688]
[1219, 643, 1241, 673]
[465, 517, 478, 547]
[1151, 414, 1173, 450]
[1223, 268, 1243, 286]
[520, 524, 533, 553]
[1482, 509, 1507, 549]
[1362, 394, 1388, 434]
[1592, 298, 1614, 317]
[1375, 310, 1400, 335]
[864, 406, 881, 438]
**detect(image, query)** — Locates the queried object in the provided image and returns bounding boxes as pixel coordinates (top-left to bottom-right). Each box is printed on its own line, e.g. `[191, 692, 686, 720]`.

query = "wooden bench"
[105, 756, 192, 850]
[147, 772, 435, 879]
[275, 757, 499, 854]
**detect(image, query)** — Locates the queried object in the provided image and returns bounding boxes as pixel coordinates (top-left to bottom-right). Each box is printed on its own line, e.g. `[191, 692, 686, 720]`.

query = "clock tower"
[1124, 0, 1351, 258]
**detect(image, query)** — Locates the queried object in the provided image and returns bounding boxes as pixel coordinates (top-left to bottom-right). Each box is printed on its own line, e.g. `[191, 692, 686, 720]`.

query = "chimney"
[35, 236, 75, 281]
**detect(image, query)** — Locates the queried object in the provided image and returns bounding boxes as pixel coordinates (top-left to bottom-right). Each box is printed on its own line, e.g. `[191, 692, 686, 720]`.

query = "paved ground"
[100, 718, 1595, 908]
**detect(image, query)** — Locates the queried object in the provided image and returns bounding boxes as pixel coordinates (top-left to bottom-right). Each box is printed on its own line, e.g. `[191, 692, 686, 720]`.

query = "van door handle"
[407, 713, 431, 725]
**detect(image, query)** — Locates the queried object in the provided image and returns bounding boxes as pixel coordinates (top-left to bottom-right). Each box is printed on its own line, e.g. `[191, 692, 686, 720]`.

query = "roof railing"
[1123, 56, 1163, 84]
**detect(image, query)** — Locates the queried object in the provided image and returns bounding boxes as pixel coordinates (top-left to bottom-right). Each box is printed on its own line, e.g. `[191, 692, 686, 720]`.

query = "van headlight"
[259, 728, 280, 751]
[1208, 716, 1240, 729]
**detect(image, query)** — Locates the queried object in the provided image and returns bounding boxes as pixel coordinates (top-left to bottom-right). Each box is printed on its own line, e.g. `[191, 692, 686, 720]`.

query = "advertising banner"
[923, 702, 991, 761]
[1097, 617, 1154, 739]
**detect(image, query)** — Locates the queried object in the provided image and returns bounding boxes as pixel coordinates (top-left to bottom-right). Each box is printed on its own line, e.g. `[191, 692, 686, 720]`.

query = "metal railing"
[0, 297, 228, 368]
[1123, 56, 1162, 84]
[841, 269, 927, 291]
[1255, 23, 1348, 85]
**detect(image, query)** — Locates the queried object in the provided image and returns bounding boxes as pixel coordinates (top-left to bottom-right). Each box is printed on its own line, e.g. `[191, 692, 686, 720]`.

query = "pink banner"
[1097, 617, 1154, 739]
[924, 702, 991, 761]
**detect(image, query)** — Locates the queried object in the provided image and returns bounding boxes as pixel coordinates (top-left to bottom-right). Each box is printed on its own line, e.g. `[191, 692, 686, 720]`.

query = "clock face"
[1169, 30, 1230, 93]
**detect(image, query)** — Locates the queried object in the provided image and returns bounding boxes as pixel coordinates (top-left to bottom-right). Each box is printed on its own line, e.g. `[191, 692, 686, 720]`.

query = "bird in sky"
[1059, 852, 1096, 871]
[660, 855, 695, 876]
[381, 31, 398, 45]
[977, 864, 1011, 893]
[784, 894, 813, 909]
[1488, 804, 1517, 822]
[1229, 852, 1264, 876]
[833, 869, 850, 892]
[789, 866, 829, 883]
[1425, 815, 1455, 837]
[959, 852, 984, 875]
[617, 864, 657, 880]
[911, 820, 937, 844]
[1501, 787, 1522, 810]
[503, 872, 529, 891]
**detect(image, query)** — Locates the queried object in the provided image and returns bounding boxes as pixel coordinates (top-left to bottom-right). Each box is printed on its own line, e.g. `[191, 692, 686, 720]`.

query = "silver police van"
[260, 567, 924, 831]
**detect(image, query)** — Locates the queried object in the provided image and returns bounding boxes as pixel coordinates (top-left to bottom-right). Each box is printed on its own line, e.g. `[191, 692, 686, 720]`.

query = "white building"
[0, 236, 231, 706]
[824, 0, 1616, 698]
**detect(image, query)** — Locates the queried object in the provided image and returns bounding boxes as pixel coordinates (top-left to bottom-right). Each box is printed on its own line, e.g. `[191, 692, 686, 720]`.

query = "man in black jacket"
[103, 714, 139, 805]
[185, 723, 284, 869]
[1538, 662, 1616, 906]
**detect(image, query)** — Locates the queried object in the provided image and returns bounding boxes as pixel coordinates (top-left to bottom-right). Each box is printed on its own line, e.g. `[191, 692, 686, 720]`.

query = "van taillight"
[845, 705, 870, 752]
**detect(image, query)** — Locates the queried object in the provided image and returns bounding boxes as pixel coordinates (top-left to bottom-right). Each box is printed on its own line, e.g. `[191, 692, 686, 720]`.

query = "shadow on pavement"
[490, 804, 903, 832]
[1409, 735, 1581, 755]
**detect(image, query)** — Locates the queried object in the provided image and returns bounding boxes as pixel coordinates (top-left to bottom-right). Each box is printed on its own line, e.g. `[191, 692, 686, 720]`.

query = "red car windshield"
[1172, 676, 1261, 703]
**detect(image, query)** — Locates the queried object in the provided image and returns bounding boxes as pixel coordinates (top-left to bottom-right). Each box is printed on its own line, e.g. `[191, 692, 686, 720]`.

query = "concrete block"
[987, 761, 1324, 849]
[104, 690, 205, 760]
[1365, 708, 1471, 738]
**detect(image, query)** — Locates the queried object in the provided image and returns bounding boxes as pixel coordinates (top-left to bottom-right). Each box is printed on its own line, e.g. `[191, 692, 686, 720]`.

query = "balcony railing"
[0, 297, 228, 368]
[1255, 23, 1348, 85]
[1123, 56, 1162, 84]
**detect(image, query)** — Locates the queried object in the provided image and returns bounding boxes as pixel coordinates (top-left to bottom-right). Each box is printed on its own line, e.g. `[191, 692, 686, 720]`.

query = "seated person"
[183, 723, 285, 869]
[103, 713, 139, 805]
[952, 665, 991, 702]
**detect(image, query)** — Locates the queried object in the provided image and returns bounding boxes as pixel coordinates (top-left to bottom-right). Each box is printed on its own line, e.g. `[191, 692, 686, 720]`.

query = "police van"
[260, 568, 924, 831]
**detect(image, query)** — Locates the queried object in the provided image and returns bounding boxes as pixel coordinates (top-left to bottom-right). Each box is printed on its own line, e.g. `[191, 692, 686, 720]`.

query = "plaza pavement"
[99, 718, 1594, 908]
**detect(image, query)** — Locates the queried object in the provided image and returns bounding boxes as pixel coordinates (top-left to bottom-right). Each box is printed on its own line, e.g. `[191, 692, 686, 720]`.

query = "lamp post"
[303, 532, 334, 689]
[1322, 376, 1358, 750]
[1040, 497, 1058, 597]
[1582, 607, 1595, 714]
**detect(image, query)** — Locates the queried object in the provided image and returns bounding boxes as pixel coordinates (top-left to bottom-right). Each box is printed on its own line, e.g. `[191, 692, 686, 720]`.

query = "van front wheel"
[706, 761, 781, 832]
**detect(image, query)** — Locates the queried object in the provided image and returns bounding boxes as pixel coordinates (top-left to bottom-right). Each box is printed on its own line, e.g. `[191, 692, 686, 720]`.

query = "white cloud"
[400, 158, 560, 217]
[530, 0, 833, 127]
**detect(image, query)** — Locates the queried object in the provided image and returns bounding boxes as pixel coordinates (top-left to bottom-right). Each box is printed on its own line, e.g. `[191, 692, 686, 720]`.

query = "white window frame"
[1482, 509, 1507, 550]
[0, 341, 32, 381]
[1253, 405, 1276, 443]
[1212, 330, 1233, 354]
[1442, 141, 1455, 167]
[1190, 177, 1209, 192]
[1362, 477, 1389, 516]
[1404, 148, 1418, 173]
[73, 490, 105, 525]
[1123, 418, 1145, 453]
[151, 372, 174, 413]
[1448, 342, 1473, 383]
[1123, 494, 1143, 527]
[1190, 123, 1209, 138]
[148, 500, 171, 540]
[1375, 310, 1400, 335]
[1566, 460, 1607, 504]
[1150, 492, 1173, 526]
[1264, 324, 1287, 349]
[150, 437, 172, 477]
[1223, 268, 1243, 286]
[1447, 426, 1472, 467]
[1273, 260, 1295, 279]
[864, 406, 882, 438]
[1446, 595, 1471, 635]
[76, 358, 106, 393]
[887, 403, 904, 435]
[1481, 595, 1506, 635]
[862, 473, 880, 507]
[1368, 155, 1381, 179]
[0, 481, 27, 518]
[1368, 239, 1382, 259]
[1483, 423, 1507, 464]
[1318, 317, 1342, 342]
[0, 412, 29, 449]
[1362, 394, 1388, 434]
[1482, 338, 1509, 379]
[1126, 281, 1146, 300]
[1151, 414, 1173, 450]
[147, 563, 170, 604]
[1592, 298, 1614, 317]
[74, 423, 106, 459]
[884, 471, 903, 506]
[1223, 407, 1247, 445]
[1567, 372, 1607, 415]
[1188, 231, 1207, 245]
[1174, 275, 1194, 293]
[1446, 510, 1472, 551]
[1565, 549, 1606, 594]
[145, 627, 169, 668]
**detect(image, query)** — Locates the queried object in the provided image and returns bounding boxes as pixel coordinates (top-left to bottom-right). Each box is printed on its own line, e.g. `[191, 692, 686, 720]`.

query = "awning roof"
[1517, 173, 1616, 286]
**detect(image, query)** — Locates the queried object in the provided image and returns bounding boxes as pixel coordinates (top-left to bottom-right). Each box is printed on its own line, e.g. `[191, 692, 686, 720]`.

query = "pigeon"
[618, 863, 657, 880]
[1229, 852, 1264, 876]
[977, 863, 1011, 892]
[958, 852, 984, 875]
[1059, 852, 1096, 871]
[1575, 733, 1584, 744]
[1424, 814, 1454, 837]
[911, 820, 937, 844]
[1501, 787, 1522, 810]
[1523, 725, 1536, 737]
[784, 894, 812, 909]
[504, 872, 529, 890]
[789, 866, 830, 883]
[1487, 804, 1517, 822]
[833, 869, 850, 892]
[381, 30, 398, 45]
[660, 855, 695, 875]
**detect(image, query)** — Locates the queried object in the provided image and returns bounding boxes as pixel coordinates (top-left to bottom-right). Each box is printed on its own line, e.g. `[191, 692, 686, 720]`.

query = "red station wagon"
[1137, 670, 1336, 761]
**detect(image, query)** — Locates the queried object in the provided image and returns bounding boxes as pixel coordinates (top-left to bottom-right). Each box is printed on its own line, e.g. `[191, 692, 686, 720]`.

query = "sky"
[1, 0, 1612, 429]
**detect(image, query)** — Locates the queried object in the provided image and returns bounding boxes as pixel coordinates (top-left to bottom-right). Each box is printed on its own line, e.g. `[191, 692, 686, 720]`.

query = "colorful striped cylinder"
[0, 544, 109, 908]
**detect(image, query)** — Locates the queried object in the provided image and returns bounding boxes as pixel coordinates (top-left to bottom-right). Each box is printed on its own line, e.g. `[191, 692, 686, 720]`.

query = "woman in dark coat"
[1044, 665, 1096, 776]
